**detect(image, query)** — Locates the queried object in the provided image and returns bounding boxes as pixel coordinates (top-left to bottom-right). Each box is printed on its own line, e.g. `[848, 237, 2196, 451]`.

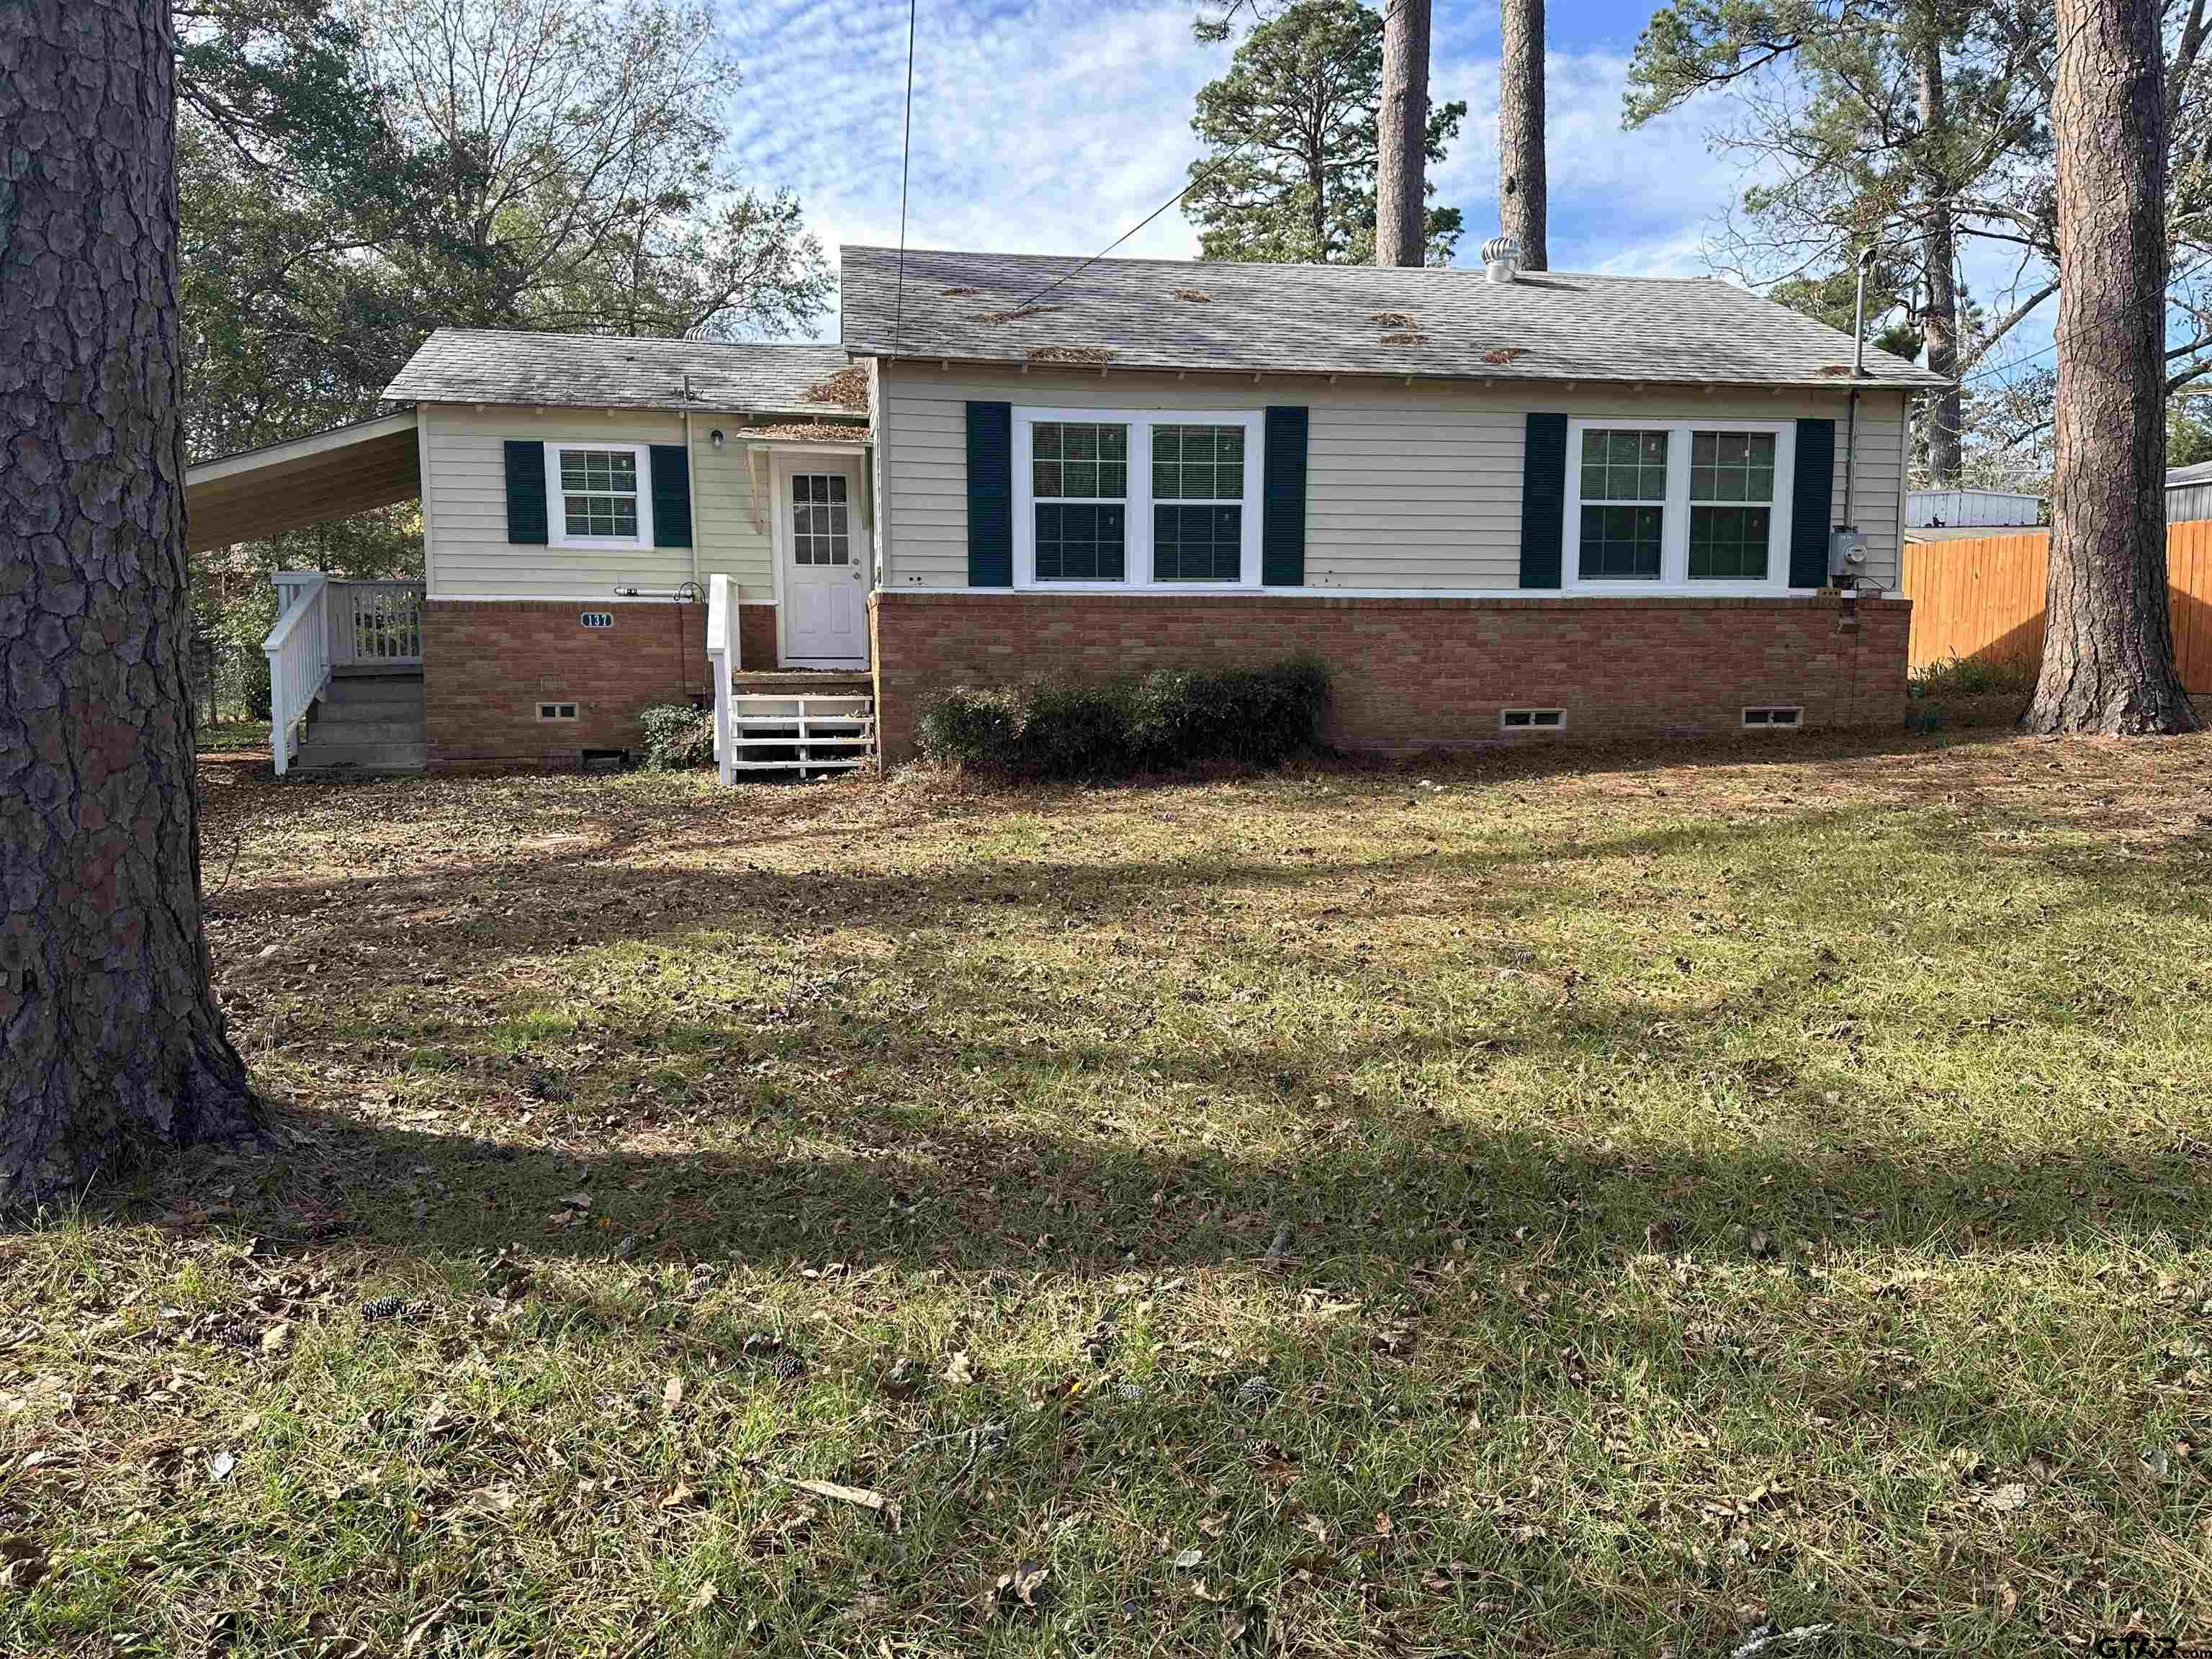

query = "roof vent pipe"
[1480, 235, 1522, 284]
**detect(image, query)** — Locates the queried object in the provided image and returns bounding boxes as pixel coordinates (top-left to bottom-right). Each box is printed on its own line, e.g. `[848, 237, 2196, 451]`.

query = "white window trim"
[1561, 417, 1799, 596]
[1012, 407, 1266, 591]
[545, 441, 655, 552]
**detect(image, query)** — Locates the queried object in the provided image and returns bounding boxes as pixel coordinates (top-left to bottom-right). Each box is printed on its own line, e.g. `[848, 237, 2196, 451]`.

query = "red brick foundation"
[424, 600, 778, 766]
[868, 591, 1911, 760]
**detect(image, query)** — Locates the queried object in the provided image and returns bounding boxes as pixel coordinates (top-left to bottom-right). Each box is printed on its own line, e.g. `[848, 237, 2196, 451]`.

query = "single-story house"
[1905, 487, 2046, 531]
[2172, 459, 2212, 526]
[186, 244, 1945, 773]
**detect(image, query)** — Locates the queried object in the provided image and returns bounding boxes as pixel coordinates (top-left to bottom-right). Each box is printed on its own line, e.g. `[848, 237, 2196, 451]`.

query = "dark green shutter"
[1262, 406, 1308, 586]
[1519, 412, 1568, 588]
[649, 444, 692, 548]
[1789, 418, 1836, 588]
[966, 402, 1012, 586]
[505, 439, 547, 544]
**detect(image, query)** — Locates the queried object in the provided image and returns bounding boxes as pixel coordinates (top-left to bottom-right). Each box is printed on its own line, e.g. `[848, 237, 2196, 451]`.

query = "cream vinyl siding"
[876, 364, 1911, 592]
[421, 404, 773, 601]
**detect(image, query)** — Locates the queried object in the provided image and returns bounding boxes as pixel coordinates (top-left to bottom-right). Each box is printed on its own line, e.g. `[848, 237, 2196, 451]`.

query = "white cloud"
[713, 0, 1769, 336]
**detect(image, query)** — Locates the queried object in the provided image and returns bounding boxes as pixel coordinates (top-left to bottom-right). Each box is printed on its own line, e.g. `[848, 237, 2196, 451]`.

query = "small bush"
[639, 703, 715, 770]
[917, 658, 1329, 780]
[1909, 653, 2038, 700]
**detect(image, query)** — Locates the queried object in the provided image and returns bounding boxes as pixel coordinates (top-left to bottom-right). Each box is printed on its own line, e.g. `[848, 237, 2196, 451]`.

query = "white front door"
[778, 458, 868, 668]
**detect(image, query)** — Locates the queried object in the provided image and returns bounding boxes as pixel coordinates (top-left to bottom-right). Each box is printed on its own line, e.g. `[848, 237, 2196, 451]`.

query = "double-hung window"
[1013, 410, 1264, 588]
[1031, 421, 1128, 581]
[1562, 418, 1796, 593]
[547, 442, 653, 549]
[1151, 423, 1247, 583]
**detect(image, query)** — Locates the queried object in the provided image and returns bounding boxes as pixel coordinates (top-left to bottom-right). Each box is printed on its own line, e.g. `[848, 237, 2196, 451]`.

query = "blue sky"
[716, 0, 2056, 372]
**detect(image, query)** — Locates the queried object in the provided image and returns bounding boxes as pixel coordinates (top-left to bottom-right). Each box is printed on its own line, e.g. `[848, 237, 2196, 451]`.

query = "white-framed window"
[1013, 408, 1264, 589]
[790, 473, 853, 567]
[547, 442, 654, 549]
[1562, 418, 1797, 593]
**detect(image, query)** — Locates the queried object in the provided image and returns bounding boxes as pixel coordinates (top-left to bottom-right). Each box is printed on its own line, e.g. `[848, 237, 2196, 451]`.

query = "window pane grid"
[559, 446, 640, 541]
[1153, 504, 1242, 581]
[1578, 504, 1664, 579]
[1033, 421, 1130, 582]
[1580, 428, 1668, 504]
[1152, 424, 1246, 502]
[791, 473, 852, 567]
[1036, 503, 1125, 581]
[1687, 431, 1776, 580]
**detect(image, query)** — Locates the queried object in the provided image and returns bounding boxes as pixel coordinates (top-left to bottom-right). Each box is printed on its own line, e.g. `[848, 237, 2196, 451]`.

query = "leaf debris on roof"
[745, 421, 868, 444]
[975, 303, 1063, 325]
[1483, 346, 1528, 365]
[1173, 288, 1213, 304]
[1380, 332, 1431, 346]
[1027, 345, 1117, 364]
[800, 364, 869, 409]
[1370, 310, 1419, 329]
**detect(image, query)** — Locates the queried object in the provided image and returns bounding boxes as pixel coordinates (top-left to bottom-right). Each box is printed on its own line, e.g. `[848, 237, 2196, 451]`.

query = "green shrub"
[1908, 653, 2038, 700]
[916, 658, 1330, 779]
[639, 703, 716, 770]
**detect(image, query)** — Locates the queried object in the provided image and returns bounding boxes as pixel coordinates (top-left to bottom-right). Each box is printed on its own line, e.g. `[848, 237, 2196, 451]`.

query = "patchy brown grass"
[6, 729, 2212, 1656]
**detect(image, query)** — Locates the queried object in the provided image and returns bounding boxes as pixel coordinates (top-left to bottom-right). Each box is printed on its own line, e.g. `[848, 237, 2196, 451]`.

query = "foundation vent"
[1742, 706, 1803, 729]
[1500, 706, 1565, 731]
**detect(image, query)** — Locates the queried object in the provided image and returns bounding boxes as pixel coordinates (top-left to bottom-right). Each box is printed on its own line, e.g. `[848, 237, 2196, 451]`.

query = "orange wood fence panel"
[1903, 522, 2212, 692]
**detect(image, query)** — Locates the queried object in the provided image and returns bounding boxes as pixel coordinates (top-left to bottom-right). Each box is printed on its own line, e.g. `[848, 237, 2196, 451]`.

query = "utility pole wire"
[891, 0, 918, 356]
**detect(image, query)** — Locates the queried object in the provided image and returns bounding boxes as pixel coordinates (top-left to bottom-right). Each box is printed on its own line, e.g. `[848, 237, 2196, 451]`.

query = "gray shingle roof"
[382, 329, 864, 413]
[2171, 459, 2212, 487]
[838, 246, 1948, 391]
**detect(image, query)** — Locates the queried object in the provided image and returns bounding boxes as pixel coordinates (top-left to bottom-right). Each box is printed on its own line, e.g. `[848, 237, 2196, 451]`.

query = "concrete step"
[322, 685, 426, 711]
[307, 717, 426, 744]
[293, 740, 428, 772]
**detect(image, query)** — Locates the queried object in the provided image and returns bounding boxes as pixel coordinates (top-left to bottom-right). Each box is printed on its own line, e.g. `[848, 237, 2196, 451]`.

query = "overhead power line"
[891, 0, 919, 356]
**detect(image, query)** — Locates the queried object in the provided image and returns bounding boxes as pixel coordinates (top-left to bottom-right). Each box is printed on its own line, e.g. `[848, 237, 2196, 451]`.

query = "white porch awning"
[184, 409, 421, 554]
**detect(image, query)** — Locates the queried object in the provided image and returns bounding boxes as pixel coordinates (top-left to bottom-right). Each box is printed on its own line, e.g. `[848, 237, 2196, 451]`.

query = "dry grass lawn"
[6, 727, 2212, 1657]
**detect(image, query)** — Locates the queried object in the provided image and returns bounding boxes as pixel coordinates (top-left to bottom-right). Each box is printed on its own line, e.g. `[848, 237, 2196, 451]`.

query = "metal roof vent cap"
[1480, 235, 1522, 284]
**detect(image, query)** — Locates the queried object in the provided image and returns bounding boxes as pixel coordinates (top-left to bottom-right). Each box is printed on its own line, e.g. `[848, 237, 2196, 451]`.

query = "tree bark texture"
[2024, 0, 2200, 734]
[1498, 0, 1547, 271]
[0, 0, 262, 1206]
[1375, 0, 1430, 266]
[1916, 42, 1963, 486]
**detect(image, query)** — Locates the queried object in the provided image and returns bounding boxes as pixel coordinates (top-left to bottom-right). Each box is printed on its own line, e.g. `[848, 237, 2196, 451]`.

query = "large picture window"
[1012, 409, 1264, 589]
[546, 442, 653, 548]
[1562, 419, 1796, 593]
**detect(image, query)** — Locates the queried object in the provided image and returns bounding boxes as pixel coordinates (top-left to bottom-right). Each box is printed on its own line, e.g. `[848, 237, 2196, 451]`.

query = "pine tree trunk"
[1375, 0, 1430, 266]
[1917, 42, 1963, 486]
[2023, 0, 2199, 734]
[1498, 0, 1547, 271]
[1, 0, 264, 1207]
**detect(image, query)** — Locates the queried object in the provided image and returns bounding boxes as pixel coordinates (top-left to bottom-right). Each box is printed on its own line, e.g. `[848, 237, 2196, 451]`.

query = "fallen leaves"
[987, 1560, 1048, 1616]
[0, 1536, 50, 1595]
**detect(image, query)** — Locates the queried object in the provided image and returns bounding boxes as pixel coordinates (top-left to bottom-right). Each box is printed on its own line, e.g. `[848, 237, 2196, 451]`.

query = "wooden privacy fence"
[1902, 521, 2212, 692]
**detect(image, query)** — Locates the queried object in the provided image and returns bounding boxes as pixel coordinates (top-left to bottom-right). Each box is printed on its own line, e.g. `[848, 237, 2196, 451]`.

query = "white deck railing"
[262, 572, 330, 776]
[331, 580, 423, 667]
[261, 573, 426, 775]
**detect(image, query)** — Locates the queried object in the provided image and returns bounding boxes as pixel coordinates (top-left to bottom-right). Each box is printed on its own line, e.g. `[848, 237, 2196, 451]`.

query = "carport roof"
[382, 330, 861, 413]
[184, 409, 420, 554]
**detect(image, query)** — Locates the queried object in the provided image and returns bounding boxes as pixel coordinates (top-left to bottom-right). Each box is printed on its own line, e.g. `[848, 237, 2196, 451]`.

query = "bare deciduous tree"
[2, 0, 263, 1206]
[2024, 0, 2200, 733]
